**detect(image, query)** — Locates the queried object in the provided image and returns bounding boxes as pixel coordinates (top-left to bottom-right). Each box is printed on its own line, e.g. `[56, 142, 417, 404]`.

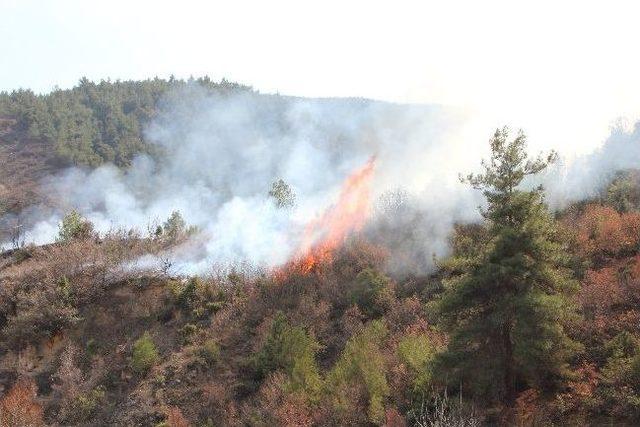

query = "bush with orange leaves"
[242, 372, 314, 427]
[574, 255, 640, 350]
[0, 377, 44, 427]
[162, 406, 190, 427]
[569, 204, 640, 264]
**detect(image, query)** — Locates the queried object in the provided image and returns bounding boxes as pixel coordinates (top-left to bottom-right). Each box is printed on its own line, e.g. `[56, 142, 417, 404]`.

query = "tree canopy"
[438, 127, 580, 406]
[0, 77, 252, 167]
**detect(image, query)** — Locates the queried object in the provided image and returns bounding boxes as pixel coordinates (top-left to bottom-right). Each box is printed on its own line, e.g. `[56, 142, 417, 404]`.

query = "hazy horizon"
[3, 0, 640, 156]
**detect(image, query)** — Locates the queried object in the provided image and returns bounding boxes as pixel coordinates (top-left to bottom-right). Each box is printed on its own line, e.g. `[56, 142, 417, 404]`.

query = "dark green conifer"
[438, 127, 581, 406]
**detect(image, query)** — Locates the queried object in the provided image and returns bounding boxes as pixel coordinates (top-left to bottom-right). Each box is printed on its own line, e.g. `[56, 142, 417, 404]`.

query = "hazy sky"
[2, 0, 639, 154]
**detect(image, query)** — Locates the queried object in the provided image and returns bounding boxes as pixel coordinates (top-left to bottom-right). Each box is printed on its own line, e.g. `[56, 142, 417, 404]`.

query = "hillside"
[3, 79, 640, 426]
[3, 186, 640, 425]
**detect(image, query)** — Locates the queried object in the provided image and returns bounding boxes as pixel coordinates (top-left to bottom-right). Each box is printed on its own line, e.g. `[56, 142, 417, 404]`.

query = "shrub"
[131, 332, 159, 374]
[169, 277, 226, 321]
[398, 334, 437, 395]
[161, 406, 189, 427]
[606, 170, 640, 213]
[254, 312, 322, 398]
[326, 320, 389, 424]
[0, 377, 44, 427]
[180, 323, 198, 345]
[199, 340, 221, 366]
[57, 210, 94, 243]
[163, 210, 186, 239]
[350, 269, 394, 318]
[176, 277, 199, 310]
[160, 210, 197, 241]
[1, 287, 80, 349]
[268, 179, 296, 209]
[71, 386, 106, 422]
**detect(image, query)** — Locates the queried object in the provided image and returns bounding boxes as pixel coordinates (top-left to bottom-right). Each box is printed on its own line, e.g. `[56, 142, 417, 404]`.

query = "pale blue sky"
[2, 0, 640, 154]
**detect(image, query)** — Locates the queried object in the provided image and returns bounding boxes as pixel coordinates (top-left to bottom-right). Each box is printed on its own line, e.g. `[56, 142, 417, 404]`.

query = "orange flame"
[294, 156, 377, 273]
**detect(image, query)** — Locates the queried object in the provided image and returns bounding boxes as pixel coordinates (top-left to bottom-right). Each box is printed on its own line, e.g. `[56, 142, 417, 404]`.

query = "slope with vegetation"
[0, 76, 251, 169]
[2, 79, 640, 426]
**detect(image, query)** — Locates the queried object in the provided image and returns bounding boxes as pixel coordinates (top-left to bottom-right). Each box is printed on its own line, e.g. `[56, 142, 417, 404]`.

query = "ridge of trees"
[0, 76, 253, 167]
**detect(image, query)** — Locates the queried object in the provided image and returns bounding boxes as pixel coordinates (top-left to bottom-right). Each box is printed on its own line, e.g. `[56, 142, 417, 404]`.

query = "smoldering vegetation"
[2, 84, 480, 274]
[3, 79, 640, 426]
[2, 82, 640, 276]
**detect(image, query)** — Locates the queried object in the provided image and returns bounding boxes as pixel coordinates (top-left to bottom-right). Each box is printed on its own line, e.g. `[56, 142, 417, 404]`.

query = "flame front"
[294, 156, 377, 272]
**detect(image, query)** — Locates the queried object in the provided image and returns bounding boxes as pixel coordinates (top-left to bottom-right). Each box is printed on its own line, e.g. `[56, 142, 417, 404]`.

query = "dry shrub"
[243, 372, 314, 427]
[385, 407, 407, 427]
[0, 233, 164, 349]
[52, 344, 106, 424]
[0, 377, 44, 427]
[386, 296, 425, 334]
[570, 204, 640, 263]
[580, 266, 624, 313]
[411, 390, 481, 427]
[165, 406, 190, 427]
[200, 381, 239, 425]
[514, 389, 544, 426]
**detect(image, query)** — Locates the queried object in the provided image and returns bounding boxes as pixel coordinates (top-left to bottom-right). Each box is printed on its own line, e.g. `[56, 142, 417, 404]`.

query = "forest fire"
[290, 156, 377, 273]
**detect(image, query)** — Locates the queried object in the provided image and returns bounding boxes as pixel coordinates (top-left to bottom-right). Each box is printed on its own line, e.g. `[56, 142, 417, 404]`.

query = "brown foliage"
[384, 407, 407, 427]
[0, 234, 164, 348]
[244, 373, 314, 427]
[0, 377, 44, 427]
[165, 406, 190, 427]
[570, 204, 640, 263]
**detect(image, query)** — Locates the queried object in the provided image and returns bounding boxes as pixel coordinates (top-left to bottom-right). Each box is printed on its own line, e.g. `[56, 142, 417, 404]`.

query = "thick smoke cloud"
[544, 121, 640, 208]
[4, 85, 639, 275]
[5, 86, 478, 273]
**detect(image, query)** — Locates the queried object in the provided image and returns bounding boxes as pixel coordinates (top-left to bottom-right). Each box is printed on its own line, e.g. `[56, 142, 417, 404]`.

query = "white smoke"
[544, 121, 640, 207]
[3, 84, 640, 275]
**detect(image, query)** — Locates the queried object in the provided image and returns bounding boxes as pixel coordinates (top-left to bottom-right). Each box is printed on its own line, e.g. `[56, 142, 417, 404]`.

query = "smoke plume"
[3, 84, 640, 275]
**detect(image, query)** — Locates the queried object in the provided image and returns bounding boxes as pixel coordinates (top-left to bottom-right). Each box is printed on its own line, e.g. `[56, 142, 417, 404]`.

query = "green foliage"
[606, 170, 640, 213]
[3, 77, 253, 167]
[268, 179, 296, 209]
[350, 268, 394, 318]
[602, 332, 640, 386]
[176, 277, 199, 310]
[254, 312, 322, 397]
[85, 338, 99, 358]
[180, 323, 198, 345]
[57, 210, 94, 243]
[326, 320, 389, 425]
[398, 334, 436, 395]
[590, 332, 640, 419]
[439, 127, 580, 405]
[199, 340, 221, 366]
[162, 210, 187, 241]
[131, 332, 159, 374]
[56, 276, 73, 303]
[171, 276, 224, 320]
[71, 386, 105, 422]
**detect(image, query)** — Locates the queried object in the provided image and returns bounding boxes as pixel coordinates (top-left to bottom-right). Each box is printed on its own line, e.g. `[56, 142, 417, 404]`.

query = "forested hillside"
[0, 77, 251, 168]
[0, 77, 253, 228]
[2, 79, 640, 426]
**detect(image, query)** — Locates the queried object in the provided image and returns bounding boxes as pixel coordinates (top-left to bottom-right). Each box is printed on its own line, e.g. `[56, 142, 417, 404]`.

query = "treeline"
[0, 77, 252, 167]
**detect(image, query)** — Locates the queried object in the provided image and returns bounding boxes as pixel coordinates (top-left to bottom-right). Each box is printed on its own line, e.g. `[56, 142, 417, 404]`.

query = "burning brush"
[278, 156, 377, 276]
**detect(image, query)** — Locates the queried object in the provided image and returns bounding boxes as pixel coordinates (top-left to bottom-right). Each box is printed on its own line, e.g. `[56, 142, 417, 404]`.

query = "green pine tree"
[437, 127, 581, 406]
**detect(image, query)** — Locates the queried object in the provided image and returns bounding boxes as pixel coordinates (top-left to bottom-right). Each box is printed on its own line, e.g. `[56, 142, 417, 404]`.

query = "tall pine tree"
[437, 127, 580, 406]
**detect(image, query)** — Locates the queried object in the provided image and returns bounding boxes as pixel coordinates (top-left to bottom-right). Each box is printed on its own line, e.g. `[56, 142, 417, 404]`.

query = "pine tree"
[437, 127, 581, 406]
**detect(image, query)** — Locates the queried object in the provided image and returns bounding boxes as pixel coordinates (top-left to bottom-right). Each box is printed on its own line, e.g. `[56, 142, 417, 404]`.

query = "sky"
[2, 0, 640, 155]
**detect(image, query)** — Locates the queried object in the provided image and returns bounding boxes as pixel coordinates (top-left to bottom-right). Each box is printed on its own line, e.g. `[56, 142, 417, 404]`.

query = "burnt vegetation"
[2, 79, 640, 426]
